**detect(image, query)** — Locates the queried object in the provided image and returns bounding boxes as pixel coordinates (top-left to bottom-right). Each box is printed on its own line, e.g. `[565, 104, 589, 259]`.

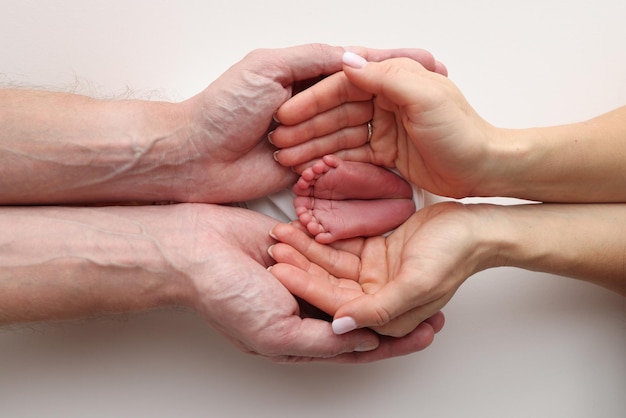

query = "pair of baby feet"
[292, 155, 416, 244]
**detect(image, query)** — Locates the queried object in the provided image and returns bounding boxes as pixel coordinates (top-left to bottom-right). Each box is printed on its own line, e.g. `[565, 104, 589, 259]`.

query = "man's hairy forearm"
[0, 205, 191, 325]
[0, 89, 189, 204]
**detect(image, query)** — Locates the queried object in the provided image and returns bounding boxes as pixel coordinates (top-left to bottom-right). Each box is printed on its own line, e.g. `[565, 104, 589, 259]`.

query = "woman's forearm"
[481, 202, 626, 295]
[486, 106, 626, 203]
[0, 205, 191, 325]
[0, 89, 189, 204]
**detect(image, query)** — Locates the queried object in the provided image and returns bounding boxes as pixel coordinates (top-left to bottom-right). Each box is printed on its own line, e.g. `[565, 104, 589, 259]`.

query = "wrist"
[473, 126, 534, 199]
[114, 204, 199, 310]
[466, 203, 626, 295]
[463, 203, 523, 272]
[114, 100, 192, 202]
[471, 203, 564, 273]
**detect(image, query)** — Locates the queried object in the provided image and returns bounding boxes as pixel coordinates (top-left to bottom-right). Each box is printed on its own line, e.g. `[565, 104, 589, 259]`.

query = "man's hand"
[0, 203, 442, 362]
[0, 45, 443, 205]
[179, 44, 445, 203]
[171, 203, 443, 362]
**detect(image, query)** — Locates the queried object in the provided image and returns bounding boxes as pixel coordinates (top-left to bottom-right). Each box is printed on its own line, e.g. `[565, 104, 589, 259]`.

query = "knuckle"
[251, 330, 286, 357]
[374, 322, 412, 338]
[371, 303, 394, 328]
[243, 48, 268, 62]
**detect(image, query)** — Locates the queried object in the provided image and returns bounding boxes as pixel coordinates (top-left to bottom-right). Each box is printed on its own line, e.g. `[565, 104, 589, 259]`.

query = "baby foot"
[294, 196, 415, 244]
[293, 155, 413, 200]
[292, 155, 415, 243]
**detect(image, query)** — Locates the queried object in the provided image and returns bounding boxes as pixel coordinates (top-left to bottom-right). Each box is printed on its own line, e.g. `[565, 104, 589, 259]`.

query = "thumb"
[341, 51, 440, 108]
[331, 280, 417, 335]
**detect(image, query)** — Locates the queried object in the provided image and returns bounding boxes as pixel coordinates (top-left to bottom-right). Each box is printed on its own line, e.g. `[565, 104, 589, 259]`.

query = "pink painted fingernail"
[332, 316, 358, 334]
[342, 52, 367, 69]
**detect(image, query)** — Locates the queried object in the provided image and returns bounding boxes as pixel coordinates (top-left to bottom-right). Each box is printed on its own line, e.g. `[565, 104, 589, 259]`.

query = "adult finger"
[261, 316, 380, 361]
[323, 319, 438, 363]
[348, 46, 443, 75]
[271, 99, 372, 147]
[275, 71, 372, 126]
[342, 52, 448, 109]
[331, 278, 436, 336]
[269, 316, 438, 363]
[270, 222, 361, 279]
[258, 43, 441, 87]
[372, 298, 449, 337]
[274, 126, 370, 167]
[269, 262, 361, 316]
[271, 44, 443, 123]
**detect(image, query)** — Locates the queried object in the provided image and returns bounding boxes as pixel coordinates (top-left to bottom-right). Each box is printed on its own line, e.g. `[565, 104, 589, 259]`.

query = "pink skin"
[292, 155, 416, 243]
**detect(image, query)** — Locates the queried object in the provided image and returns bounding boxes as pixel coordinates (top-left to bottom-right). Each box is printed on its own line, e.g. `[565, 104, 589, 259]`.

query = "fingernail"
[273, 150, 280, 162]
[355, 340, 379, 352]
[267, 244, 275, 258]
[273, 112, 281, 124]
[268, 228, 277, 240]
[342, 52, 367, 69]
[267, 130, 275, 145]
[332, 316, 358, 335]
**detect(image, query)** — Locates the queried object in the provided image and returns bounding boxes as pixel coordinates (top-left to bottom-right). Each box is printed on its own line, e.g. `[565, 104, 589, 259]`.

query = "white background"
[1, 1, 625, 417]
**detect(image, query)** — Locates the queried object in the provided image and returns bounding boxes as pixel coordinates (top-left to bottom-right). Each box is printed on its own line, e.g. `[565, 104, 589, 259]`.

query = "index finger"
[266, 44, 442, 122]
[270, 222, 362, 279]
[275, 71, 372, 126]
[261, 43, 442, 86]
[269, 316, 438, 363]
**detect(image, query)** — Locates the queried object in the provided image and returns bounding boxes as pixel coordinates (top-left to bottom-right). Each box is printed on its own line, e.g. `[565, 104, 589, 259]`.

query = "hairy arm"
[0, 45, 446, 205]
[0, 205, 192, 324]
[0, 203, 437, 362]
[0, 89, 190, 205]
